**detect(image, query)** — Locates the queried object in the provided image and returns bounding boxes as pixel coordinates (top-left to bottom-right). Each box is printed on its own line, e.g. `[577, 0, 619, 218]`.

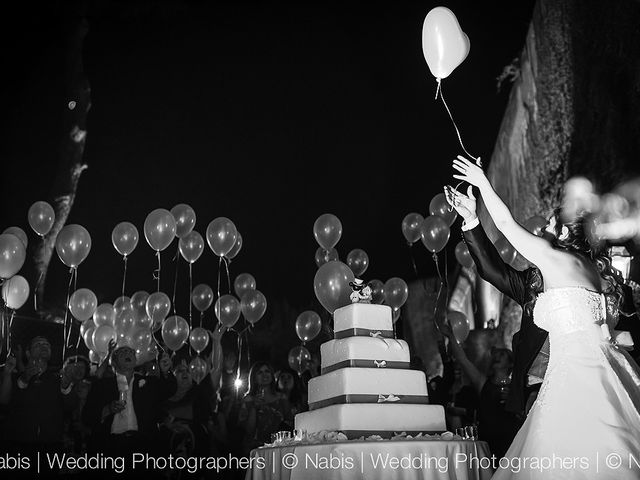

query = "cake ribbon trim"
[320, 359, 409, 374]
[308, 394, 430, 410]
[334, 328, 394, 340]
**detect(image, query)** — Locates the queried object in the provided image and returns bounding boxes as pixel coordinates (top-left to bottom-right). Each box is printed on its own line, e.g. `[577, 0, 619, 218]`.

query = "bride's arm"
[451, 155, 556, 269]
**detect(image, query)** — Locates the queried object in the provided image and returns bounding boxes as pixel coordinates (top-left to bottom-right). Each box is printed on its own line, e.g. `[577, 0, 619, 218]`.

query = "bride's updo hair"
[548, 207, 624, 305]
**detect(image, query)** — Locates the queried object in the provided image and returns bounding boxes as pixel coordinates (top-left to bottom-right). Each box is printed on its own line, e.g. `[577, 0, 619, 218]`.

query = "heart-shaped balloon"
[422, 7, 470, 80]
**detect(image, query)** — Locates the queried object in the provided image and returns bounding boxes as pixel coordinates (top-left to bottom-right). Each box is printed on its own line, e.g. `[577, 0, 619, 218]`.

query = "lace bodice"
[533, 287, 606, 337]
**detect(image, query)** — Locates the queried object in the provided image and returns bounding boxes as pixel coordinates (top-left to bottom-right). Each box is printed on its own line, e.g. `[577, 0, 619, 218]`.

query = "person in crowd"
[448, 155, 640, 477]
[238, 361, 292, 455]
[62, 355, 92, 454]
[1, 336, 76, 456]
[276, 367, 307, 416]
[82, 345, 176, 456]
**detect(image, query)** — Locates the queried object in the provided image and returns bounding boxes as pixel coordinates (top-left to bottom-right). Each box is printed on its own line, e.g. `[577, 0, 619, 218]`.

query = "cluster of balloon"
[233, 273, 267, 326]
[454, 241, 474, 269]
[447, 310, 470, 343]
[422, 7, 470, 81]
[1, 220, 30, 313]
[288, 344, 311, 376]
[346, 249, 369, 277]
[313, 213, 342, 268]
[313, 261, 355, 314]
[295, 310, 322, 344]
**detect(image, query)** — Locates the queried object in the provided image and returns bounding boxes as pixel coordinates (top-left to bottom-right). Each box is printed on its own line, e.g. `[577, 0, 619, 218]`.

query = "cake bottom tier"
[295, 403, 446, 439]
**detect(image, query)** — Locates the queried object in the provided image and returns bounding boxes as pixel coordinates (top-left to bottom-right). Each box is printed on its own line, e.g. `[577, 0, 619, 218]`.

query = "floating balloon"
[215, 294, 241, 328]
[314, 247, 339, 268]
[69, 288, 98, 322]
[189, 356, 208, 384]
[130, 291, 150, 320]
[495, 237, 517, 265]
[0, 233, 26, 279]
[191, 284, 214, 312]
[3, 227, 28, 248]
[524, 215, 548, 237]
[313, 261, 355, 314]
[295, 311, 322, 343]
[234, 273, 256, 300]
[401, 213, 424, 244]
[454, 241, 474, 268]
[313, 213, 342, 251]
[346, 249, 369, 277]
[226, 232, 243, 260]
[88, 350, 102, 364]
[206, 217, 237, 257]
[131, 328, 154, 353]
[420, 215, 450, 253]
[28, 201, 55, 237]
[171, 204, 196, 239]
[93, 325, 117, 354]
[368, 279, 385, 304]
[111, 222, 139, 257]
[146, 292, 171, 330]
[2, 275, 29, 310]
[422, 6, 470, 79]
[93, 303, 116, 328]
[448, 310, 470, 343]
[240, 290, 267, 325]
[55, 224, 91, 268]
[288, 345, 311, 375]
[179, 230, 204, 264]
[113, 296, 132, 314]
[162, 315, 189, 351]
[144, 209, 176, 251]
[83, 325, 96, 352]
[384, 277, 408, 310]
[189, 327, 209, 353]
[429, 193, 458, 226]
[114, 309, 136, 338]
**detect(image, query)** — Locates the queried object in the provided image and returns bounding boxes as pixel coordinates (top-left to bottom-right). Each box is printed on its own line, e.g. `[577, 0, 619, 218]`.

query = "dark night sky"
[1, 1, 535, 327]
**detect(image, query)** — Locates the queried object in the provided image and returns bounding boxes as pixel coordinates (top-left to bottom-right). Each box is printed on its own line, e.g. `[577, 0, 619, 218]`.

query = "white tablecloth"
[246, 440, 493, 480]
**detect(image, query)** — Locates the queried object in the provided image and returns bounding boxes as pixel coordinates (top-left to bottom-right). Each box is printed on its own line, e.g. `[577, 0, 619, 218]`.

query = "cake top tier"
[333, 303, 393, 338]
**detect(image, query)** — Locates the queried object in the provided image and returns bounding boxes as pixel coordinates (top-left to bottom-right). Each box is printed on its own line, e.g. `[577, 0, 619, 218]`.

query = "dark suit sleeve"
[616, 284, 640, 360]
[82, 378, 113, 432]
[463, 223, 529, 305]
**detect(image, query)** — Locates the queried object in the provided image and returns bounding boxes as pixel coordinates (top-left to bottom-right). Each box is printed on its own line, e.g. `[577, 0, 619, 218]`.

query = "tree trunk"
[34, 11, 91, 313]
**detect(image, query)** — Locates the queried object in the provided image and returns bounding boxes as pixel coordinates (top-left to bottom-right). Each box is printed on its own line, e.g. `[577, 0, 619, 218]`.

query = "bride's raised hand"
[452, 155, 489, 189]
[444, 185, 477, 221]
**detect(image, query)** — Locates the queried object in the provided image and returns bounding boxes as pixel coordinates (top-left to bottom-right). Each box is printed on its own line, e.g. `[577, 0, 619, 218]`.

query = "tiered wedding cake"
[295, 300, 446, 439]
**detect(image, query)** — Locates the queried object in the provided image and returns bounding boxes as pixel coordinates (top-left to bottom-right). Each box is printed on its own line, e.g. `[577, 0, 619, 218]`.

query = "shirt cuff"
[60, 383, 73, 395]
[17, 377, 29, 389]
[461, 217, 480, 231]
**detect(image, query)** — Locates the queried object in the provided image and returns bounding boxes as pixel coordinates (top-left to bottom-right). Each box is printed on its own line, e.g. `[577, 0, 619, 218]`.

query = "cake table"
[245, 438, 493, 480]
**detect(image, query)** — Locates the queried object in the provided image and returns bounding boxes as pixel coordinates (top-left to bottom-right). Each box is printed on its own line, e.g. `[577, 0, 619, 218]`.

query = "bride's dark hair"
[548, 207, 624, 307]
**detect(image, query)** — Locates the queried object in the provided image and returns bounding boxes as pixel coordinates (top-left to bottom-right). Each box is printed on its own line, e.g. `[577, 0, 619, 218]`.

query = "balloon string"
[188, 263, 193, 327]
[432, 252, 444, 335]
[436, 79, 480, 165]
[62, 267, 76, 361]
[223, 256, 231, 295]
[216, 256, 222, 304]
[6, 310, 15, 358]
[154, 251, 161, 292]
[33, 235, 46, 312]
[199, 311, 204, 329]
[407, 243, 419, 276]
[236, 330, 243, 388]
[171, 245, 180, 315]
[121, 256, 128, 298]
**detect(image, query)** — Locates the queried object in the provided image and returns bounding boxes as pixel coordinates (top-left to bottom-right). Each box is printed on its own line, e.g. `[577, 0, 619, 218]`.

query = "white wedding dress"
[492, 287, 640, 479]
